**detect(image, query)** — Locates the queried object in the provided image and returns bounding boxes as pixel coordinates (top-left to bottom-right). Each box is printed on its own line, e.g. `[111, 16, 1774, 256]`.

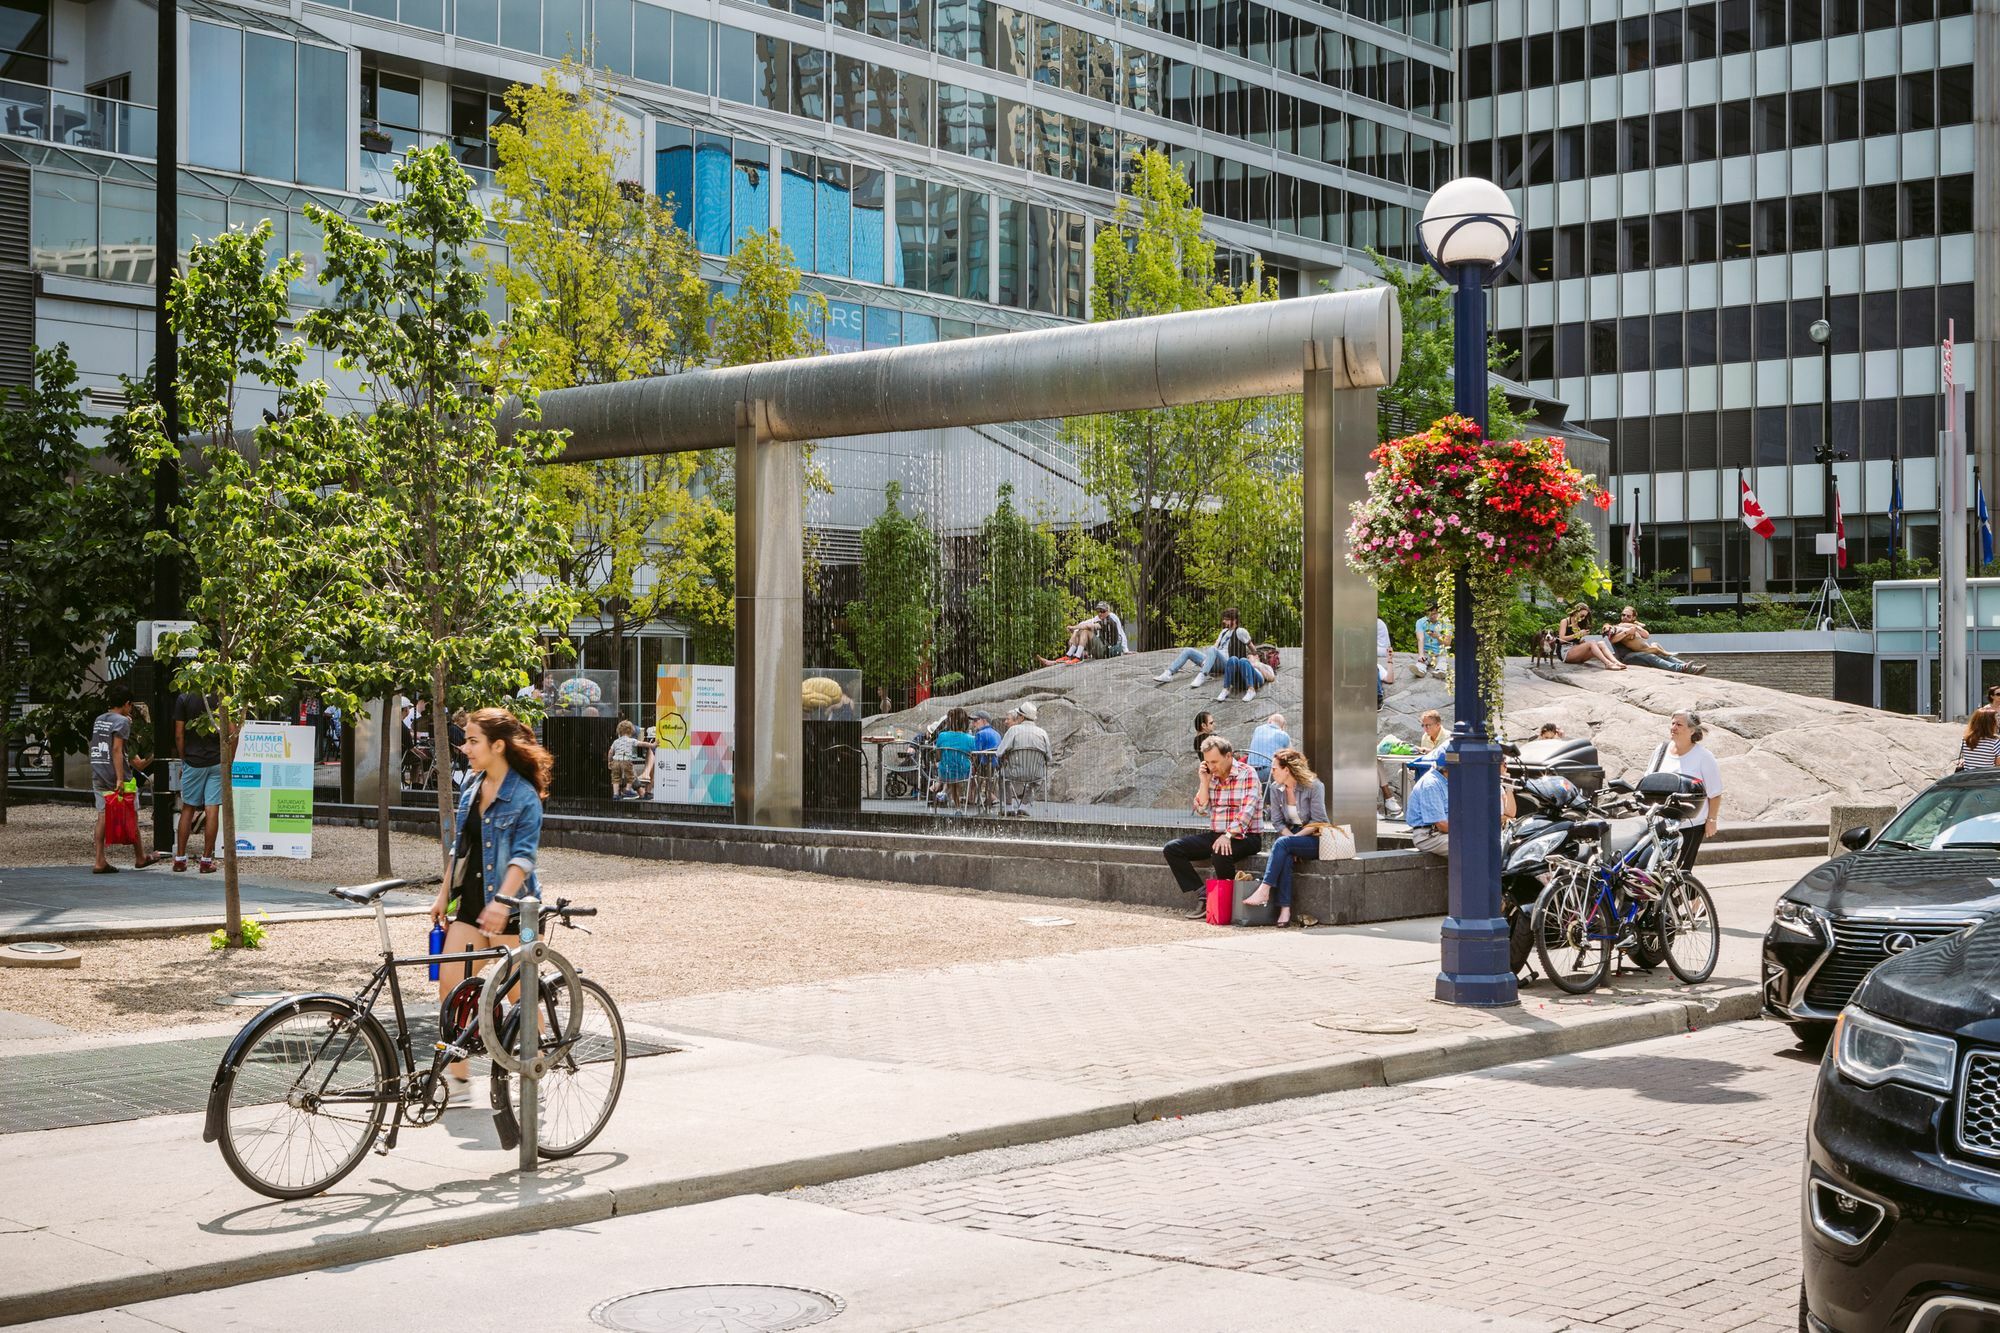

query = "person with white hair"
[1246, 712, 1290, 787]
[1647, 710, 1723, 867]
[997, 702, 1052, 816]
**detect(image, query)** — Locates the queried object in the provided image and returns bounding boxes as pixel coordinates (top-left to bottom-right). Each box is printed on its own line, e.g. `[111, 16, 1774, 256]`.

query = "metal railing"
[0, 80, 156, 156]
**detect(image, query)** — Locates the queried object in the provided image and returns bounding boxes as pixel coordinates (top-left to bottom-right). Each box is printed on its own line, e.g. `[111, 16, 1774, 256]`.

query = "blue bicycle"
[1529, 782, 1720, 994]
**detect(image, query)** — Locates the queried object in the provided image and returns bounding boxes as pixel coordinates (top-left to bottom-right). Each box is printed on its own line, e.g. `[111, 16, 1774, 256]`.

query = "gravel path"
[0, 802, 1207, 1034]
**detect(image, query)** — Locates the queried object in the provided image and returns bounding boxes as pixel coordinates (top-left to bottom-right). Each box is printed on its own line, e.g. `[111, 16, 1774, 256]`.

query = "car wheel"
[1788, 1021, 1831, 1056]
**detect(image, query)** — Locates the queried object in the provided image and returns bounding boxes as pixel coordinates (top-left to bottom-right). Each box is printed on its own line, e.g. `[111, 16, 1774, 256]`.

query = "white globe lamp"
[1418, 177, 1522, 271]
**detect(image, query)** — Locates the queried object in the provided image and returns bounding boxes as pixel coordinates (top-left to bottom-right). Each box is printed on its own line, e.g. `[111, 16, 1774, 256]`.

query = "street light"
[1805, 290, 1854, 627]
[1418, 177, 1521, 1009]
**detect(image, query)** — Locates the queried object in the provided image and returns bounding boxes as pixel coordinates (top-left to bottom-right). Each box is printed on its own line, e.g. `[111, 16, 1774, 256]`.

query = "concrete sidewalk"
[0, 857, 1810, 1326]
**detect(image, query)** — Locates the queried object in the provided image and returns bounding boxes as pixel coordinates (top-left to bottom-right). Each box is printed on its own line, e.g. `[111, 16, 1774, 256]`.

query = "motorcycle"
[1500, 770, 1598, 975]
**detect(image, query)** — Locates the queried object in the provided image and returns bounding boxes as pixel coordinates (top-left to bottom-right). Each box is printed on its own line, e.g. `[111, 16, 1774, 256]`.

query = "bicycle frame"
[1578, 814, 1684, 940]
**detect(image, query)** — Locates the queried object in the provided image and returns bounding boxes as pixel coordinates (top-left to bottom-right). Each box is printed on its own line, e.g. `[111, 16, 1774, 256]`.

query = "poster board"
[230, 722, 316, 858]
[652, 665, 734, 805]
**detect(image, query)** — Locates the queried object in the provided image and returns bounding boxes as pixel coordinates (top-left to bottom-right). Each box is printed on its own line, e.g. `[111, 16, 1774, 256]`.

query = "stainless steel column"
[734, 400, 805, 826]
[1302, 344, 1380, 851]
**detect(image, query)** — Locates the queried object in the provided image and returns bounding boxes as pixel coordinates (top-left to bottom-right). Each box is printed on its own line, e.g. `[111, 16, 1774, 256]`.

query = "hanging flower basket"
[1346, 415, 1611, 722]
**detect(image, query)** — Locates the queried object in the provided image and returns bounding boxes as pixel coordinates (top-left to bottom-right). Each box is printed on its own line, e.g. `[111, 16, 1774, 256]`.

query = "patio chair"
[999, 746, 1050, 818]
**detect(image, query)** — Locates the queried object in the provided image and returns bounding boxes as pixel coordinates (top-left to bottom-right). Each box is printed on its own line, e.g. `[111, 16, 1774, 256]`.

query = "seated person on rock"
[1240, 748, 1326, 928]
[1042, 602, 1127, 665]
[1555, 602, 1625, 670]
[1603, 606, 1705, 675]
[1163, 736, 1263, 917]
[1155, 608, 1253, 688]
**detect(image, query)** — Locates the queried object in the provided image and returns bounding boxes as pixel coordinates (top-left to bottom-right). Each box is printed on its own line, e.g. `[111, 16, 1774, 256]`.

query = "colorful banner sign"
[230, 722, 316, 858]
[652, 665, 734, 806]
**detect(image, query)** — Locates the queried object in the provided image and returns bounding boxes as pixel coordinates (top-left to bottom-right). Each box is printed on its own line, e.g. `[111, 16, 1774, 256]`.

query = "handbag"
[1307, 822, 1356, 861]
[102, 789, 138, 846]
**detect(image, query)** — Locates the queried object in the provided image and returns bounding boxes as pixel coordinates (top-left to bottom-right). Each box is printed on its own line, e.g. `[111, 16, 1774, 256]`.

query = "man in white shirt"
[1375, 618, 1394, 708]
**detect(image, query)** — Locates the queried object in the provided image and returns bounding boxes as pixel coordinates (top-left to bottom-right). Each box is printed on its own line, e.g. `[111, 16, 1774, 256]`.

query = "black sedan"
[1800, 914, 2000, 1332]
[1765, 770, 2000, 1041]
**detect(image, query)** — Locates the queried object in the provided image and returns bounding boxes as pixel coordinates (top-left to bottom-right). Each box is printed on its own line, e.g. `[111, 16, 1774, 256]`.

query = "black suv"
[1765, 770, 2000, 1042]
[1801, 915, 2000, 1332]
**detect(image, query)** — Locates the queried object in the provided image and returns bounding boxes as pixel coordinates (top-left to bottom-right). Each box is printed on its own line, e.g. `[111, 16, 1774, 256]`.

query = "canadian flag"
[1740, 478, 1776, 538]
[1834, 489, 1849, 569]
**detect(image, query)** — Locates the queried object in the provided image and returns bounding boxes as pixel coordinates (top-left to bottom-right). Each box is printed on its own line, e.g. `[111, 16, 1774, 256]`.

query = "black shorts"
[452, 890, 520, 936]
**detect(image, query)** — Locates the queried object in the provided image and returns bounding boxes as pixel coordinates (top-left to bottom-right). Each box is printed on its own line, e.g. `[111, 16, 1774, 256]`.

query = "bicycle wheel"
[215, 999, 392, 1199]
[1658, 874, 1720, 984]
[14, 739, 49, 781]
[490, 976, 627, 1158]
[1532, 873, 1612, 995]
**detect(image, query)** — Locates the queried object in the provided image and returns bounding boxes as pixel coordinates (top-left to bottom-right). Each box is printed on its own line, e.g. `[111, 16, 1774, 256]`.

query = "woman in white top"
[1651, 710, 1723, 868]
[1956, 707, 2000, 772]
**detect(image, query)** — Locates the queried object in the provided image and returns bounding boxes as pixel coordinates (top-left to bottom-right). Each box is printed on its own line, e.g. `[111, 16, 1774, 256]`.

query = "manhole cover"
[1313, 1017, 1418, 1035]
[1019, 915, 1074, 927]
[590, 1285, 844, 1333]
[7, 940, 65, 953]
[216, 990, 293, 1007]
[0, 941, 80, 969]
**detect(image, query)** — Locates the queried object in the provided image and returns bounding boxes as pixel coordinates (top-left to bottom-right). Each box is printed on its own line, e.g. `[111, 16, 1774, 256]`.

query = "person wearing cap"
[1041, 601, 1127, 665]
[969, 708, 1003, 810]
[997, 702, 1051, 816]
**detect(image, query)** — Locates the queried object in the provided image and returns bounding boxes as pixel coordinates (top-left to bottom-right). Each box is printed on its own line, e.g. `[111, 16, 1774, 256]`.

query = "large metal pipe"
[510, 288, 1401, 459]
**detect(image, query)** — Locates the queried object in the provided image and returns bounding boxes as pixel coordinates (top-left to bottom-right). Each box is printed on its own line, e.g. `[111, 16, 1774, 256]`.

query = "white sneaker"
[1190, 674, 1211, 689]
[1153, 669, 1177, 683]
[1413, 662, 1428, 678]
[1243, 686, 1258, 702]
[1216, 688, 1232, 701]
[1385, 797, 1403, 818]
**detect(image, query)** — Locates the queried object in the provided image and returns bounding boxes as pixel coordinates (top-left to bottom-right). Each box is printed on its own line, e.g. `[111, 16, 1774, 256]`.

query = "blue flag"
[1889, 465, 1903, 548]
[1982, 481, 1995, 566]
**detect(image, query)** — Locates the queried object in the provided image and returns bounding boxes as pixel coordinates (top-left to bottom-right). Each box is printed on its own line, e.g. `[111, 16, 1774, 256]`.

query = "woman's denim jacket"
[451, 767, 543, 907]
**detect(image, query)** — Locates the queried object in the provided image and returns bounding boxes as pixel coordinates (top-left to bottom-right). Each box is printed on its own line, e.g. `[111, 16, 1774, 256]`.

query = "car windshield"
[1877, 784, 2000, 850]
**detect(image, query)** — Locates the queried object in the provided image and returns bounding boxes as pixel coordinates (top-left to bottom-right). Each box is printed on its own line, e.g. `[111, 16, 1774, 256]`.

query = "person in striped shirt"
[1162, 736, 1265, 918]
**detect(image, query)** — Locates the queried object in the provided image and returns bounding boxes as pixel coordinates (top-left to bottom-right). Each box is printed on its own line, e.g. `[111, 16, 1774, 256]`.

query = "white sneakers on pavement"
[1153, 668, 1177, 683]
[1216, 687, 1232, 701]
[1190, 674, 1211, 689]
[1244, 686, 1258, 701]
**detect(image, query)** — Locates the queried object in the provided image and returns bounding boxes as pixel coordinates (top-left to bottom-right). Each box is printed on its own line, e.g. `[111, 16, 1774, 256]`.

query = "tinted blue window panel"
[903, 313, 938, 344]
[816, 165, 851, 277]
[634, 2, 670, 84]
[731, 141, 769, 252]
[673, 13, 710, 91]
[501, 0, 539, 50]
[789, 292, 825, 345]
[543, 0, 584, 55]
[852, 167, 886, 282]
[718, 25, 756, 104]
[402, 0, 445, 30]
[865, 304, 901, 347]
[455, 0, 499, 41]
[187, 22, 241, 172]
[656, 135, 694, 232]
[780, 154, 815, 271]
[295, 43, 348, 189]
[693, 134, 731, 254]
[827, 299, 864, 352]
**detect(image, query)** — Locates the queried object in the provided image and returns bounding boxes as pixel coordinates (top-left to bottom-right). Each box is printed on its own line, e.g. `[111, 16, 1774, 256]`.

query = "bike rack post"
[517, 895, 540, 1171]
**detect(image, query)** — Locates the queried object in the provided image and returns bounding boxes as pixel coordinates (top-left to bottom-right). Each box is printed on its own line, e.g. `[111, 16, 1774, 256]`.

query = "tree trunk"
[219, 711, 242, 945]
[375, 696, 392, 876]
[431, 663, 452, 879]
[0, 692, 12, 827]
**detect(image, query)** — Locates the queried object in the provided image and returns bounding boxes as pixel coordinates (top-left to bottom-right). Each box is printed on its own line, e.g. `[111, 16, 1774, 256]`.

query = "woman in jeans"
[1239, 749, 1327, 927]
[429, 707, 551, 1103]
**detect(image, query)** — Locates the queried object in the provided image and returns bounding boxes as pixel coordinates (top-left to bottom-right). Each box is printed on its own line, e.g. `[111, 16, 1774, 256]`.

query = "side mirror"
[1500, 742, 1521, 758]
[1839, 826, 1872, 851]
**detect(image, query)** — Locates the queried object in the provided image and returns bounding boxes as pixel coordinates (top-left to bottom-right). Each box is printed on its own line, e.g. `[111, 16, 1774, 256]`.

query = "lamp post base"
[1435, 915, 1519, 1007]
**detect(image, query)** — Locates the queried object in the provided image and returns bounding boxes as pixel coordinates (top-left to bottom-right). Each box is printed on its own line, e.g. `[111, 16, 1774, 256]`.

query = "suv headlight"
[1773, 899, 1825, 938]
[1833, 1008, 1957, 1094]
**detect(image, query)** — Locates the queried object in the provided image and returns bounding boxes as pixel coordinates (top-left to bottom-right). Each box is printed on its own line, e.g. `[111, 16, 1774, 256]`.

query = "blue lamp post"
[1417, 176, 1523, 1009]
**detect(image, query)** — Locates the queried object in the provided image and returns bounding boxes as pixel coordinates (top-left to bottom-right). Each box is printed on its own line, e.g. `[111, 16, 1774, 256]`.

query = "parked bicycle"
[11, 729, 52, 781]
[203, 876, 626, 1199]
[1529, 773, 1722, 995]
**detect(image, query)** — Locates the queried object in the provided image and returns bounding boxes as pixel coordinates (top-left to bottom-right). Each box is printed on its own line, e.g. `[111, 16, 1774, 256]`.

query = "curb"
[0, 983, 1764, 1326]
[0, 904, 430, 945]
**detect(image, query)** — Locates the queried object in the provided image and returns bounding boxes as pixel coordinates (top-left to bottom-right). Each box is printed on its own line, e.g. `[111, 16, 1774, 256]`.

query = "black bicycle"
[203, 877, 627, 1199]
[11, 730, 51, 781]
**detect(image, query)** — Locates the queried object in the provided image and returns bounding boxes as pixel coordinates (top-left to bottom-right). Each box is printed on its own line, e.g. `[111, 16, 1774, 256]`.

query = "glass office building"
[1460, 0, 1978, 603]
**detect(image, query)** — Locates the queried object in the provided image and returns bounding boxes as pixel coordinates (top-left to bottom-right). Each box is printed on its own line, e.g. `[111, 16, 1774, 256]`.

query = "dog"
[1530, 627, 1561, 668]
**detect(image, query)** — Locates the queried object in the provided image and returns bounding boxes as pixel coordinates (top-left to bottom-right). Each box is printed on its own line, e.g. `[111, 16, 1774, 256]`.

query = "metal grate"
[1802, 919, 1973, 1012]
[1957, 1051, 2000, 1162]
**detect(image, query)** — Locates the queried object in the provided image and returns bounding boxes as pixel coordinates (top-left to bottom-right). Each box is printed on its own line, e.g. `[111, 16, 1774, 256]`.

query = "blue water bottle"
[427, 922, 445, 980]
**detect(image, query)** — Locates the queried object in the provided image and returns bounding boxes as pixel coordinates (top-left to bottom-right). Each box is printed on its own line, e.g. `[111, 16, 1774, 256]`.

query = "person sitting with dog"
[1554, 602, 1626, 671]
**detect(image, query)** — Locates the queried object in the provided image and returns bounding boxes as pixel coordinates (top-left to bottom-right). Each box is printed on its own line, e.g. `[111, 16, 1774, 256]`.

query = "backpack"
[1257, 645, 1280, 673]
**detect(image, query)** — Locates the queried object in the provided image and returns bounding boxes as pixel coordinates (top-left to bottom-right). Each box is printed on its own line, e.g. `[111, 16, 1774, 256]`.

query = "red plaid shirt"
[1205, 758, 1260, 837]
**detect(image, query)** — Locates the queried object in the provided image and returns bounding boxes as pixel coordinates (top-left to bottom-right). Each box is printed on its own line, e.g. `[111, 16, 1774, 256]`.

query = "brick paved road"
[822, 1021, 1816, 1332]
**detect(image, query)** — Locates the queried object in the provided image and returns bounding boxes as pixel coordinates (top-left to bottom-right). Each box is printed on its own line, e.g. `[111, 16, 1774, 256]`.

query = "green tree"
[1364, 247, 1522, 444]
[967, 484, 1069, 681]
[713, 229, 826, 370]
[845, 481, 936, 704]
[0, 346, 149, 824]
[489, 59, 731, 686]
[1072, 150, 1279, 650]
[127, 225, 378, 944]
[307, 145, 579, 856]
[1170, 411, 1305, 647]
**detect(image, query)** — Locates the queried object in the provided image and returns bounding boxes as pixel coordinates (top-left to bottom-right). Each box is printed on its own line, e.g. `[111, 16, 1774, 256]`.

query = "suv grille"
[1802, 919, 1975, 1011]
[1957, 1052, 2000, 1162]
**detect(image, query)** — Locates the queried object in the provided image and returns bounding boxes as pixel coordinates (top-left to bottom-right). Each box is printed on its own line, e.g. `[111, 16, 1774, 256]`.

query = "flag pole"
[1942, 320, 1968, 721]
[1735, 467, 1746, 614]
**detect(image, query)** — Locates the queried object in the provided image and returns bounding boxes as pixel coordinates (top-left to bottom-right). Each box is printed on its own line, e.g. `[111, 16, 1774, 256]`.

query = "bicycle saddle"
[329, 878, 406, 904]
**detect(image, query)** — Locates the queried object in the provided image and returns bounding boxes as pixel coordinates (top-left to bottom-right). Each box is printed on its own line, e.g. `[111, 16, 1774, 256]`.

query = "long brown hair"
[1272, 748, 1317, 786]
[466, 706, 554, 798]
[1964, 707, 1998, 750]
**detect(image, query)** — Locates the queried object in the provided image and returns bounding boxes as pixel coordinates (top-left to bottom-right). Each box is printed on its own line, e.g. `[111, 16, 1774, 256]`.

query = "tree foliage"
[966, 484, 1070, 681]
[307, 145, 579, 855]
[488, 59, 731, 676]
[1170, 403, 1305, 646]
[1072, 150, 1279, 651]
[0, 346, 150, 823]
[127, 225, 378, 942]
[1364, 247, 1522, 444]
[845, 481, 936, 702]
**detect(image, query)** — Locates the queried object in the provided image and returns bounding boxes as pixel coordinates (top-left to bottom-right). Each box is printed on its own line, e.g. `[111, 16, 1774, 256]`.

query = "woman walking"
[1957, 707, 2000, 771]
[1555, 603, 1625, 670]
[1240, 748, 1328, 927]
[1649, 710, 1722, 868]
[429, 707, 551, 1103]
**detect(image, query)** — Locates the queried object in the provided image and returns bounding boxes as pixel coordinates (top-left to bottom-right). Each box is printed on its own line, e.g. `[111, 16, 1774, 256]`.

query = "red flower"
[1592, 491, 1613, 510]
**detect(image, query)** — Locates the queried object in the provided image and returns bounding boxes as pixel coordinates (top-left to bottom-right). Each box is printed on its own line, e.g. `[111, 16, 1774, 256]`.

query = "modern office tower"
[7, 0, 1454, 700]
[1459, 0, 1978, 608]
